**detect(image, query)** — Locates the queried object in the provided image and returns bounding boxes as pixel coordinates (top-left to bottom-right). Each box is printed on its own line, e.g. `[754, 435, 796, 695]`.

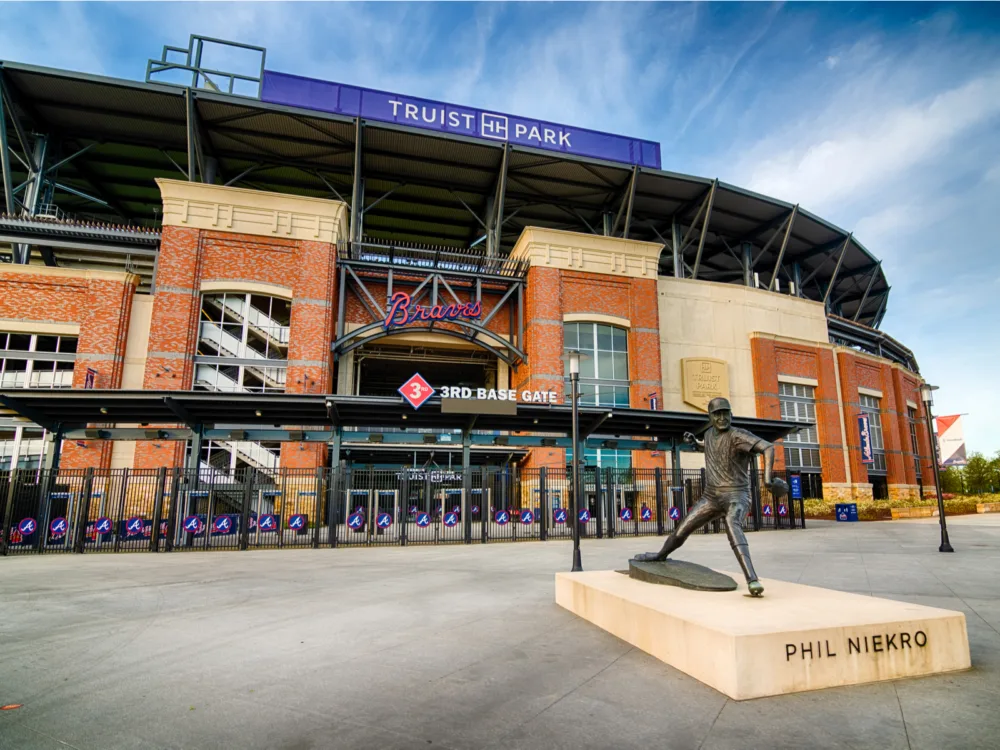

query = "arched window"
[563, 322, 630, 468]
[194, 292, 290, 473]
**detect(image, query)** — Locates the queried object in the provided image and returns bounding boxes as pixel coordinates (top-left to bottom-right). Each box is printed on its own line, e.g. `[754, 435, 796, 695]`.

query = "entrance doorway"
[353, 344, 495, 398]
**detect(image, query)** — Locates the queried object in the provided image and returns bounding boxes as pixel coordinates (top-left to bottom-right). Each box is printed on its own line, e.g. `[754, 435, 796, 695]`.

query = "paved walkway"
[1, 518, 999, 750]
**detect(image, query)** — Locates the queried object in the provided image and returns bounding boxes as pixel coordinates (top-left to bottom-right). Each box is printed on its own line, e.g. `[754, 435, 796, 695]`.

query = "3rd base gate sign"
[399, 373, 560, 412]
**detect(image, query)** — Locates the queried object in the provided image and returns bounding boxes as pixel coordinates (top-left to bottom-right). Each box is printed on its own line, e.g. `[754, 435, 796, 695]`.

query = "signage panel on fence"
[640, 506, 652, 521]
[857, 414, 874, 465]
[95, 517, 112, 535]
[288, 514, 307, 530]
[620, 507, 633, 521]
[415, 512, 431, 528]
[376, 512, 393, 529]
[668, 507, 681, 521]
[553, 508, 567, 524]
[49, 517, 68, 537]
[258, 514, 277, 532]
[778, 504, 788, 517]
[261, 71, 661, 168]
[579, 509, 591, 523]
[18, 518, 37, 536]
[762, 505, 772, 517]
[183, 515, 204, 534]
[125, 517, 145, 537]
[442, 512, 459, 527]
[789, 474, 802, 500]
[495, 510, 510, 525]
[347, 512, 364, 530]
[519, 509, 533, 524]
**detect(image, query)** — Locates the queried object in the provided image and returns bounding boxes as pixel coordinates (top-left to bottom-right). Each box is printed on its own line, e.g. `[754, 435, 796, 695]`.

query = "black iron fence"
[0, 467, 804, 555]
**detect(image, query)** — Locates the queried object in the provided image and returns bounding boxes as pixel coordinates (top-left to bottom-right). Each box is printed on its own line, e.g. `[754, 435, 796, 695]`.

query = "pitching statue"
[633, 397, 788, 597]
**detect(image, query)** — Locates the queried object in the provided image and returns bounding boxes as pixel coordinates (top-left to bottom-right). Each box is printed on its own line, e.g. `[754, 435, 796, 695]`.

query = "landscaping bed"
[802, 494, 998, 521]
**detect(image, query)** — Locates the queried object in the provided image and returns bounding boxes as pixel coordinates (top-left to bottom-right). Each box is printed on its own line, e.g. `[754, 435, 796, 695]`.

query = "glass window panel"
[58, 337, 78, 353]
[612, 352, 628, 380]
[596, 325, 613, 352]
[8, 333, 30, 351]
[579, 355, 595, 380]
[0, 333, 7, 350]
[576, 325, 594, 352]
[596, 351, 614, 379]
[564, 324, 578, 350]
[611, 327, 627, 352]
[35, 335, 58, 352]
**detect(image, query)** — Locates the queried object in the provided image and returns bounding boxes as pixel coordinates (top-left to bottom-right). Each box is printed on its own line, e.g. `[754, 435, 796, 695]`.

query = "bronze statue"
[634, 397, 787, 597]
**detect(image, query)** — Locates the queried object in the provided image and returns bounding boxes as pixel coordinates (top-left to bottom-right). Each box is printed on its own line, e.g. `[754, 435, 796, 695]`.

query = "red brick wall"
[750, 337, 847, 483]
[514, 269, 663, 469]
[0, 268, 138, 469]
[134, 227, 336, 470]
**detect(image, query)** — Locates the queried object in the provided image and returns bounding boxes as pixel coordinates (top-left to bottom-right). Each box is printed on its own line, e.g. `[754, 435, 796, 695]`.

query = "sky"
[3, 1, 999, 455]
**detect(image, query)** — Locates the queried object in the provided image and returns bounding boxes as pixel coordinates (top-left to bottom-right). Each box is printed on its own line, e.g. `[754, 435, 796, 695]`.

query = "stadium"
[0, 36, 938, 552]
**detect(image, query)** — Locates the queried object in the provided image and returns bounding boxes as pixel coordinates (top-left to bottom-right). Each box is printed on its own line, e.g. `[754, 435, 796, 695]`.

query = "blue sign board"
[519, 509, 533, 525]
[376, 512, 393, 529]
[578, 509, 591, 523]
[183, 515, 204, 534]
[95, 517, 112, 535]
[442, 512, 459, 528]
[762, 505, 772, 517]
[258, 514, 277, 532]
[288, 514, 307, 530]
[668, 506, 681, 521]
[261, 71, 661, 169]
[778, 504, 788, 517]
[640, 506, 652, 522]
[212, 515, 235, 534]
[347, 512, 365, 530]
[858, 414, 875, 465]
[125, 517, 145, 537]
[836, 503, 859, 522]
[789, 474, 803, 500]
[495, 510, 510, 525]
[553, 508, 567, 524]
[49, 517, 68, 536]
[415, 512, 431, 528]
[620, 507, 633, 521]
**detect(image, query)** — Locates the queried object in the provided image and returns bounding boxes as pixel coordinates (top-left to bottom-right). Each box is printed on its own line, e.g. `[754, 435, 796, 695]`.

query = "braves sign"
[384, 292, 481, 330]
[858, 414, 875, 465]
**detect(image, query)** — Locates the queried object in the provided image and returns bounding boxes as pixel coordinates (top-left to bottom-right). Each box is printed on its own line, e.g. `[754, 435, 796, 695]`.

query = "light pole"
[568, 349, 583, 572]
[920, 383, 954, 553]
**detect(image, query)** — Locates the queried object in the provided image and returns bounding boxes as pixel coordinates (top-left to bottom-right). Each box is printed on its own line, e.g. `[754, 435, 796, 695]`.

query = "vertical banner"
[84, 368, 98, 389]
[857, 414, 874, 465]
[789, 474, 803, 500]
[935, 415, 968, 467]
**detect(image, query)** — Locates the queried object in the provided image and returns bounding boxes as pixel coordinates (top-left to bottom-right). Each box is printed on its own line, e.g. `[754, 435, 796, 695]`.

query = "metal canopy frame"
[0, 53, 888, 325]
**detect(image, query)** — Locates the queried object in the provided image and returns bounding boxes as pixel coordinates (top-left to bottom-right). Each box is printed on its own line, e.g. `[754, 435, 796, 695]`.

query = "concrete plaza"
[1, 516, 999, 750]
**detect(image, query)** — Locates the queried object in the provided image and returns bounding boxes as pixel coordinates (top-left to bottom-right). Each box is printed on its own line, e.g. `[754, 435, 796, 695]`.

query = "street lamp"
[920, 383, 954, 553]
[566, 349, 584, 572]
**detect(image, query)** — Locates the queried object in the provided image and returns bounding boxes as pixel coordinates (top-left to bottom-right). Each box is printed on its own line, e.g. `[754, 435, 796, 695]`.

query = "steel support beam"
[741, 241, 753, 287]
[671, 218, 683, 278]
[822, 233, 852, 308]
[487, 145, 509, 256]
[349, 118, 364, 242]
[185, 88, 200, 182]
[610, 166, 638, 239]
[0, 82, 13, 216]
[690, 179, 718, 280]
[852, 261, 881, 321]
[767, 204, 798, 291]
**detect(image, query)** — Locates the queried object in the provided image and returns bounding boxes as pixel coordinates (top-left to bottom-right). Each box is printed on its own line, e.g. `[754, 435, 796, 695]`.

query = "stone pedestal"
[555, 571, 970, 700]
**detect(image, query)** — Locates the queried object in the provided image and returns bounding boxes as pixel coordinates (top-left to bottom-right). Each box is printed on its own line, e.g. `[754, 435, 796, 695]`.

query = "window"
[195, 293, 290, 472]
[0, 332, 78, 469]
[564, 322, 630, 468]
[908, 407, 922, 483]
[859, 394, 887, 474]
[779, 382, 821, 470]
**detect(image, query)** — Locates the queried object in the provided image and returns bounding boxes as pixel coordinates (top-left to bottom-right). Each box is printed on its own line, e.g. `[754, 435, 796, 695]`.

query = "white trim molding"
[859, 387, 884, 399]
[200, 280, 293, 299]
[777, 375, 819, 387]
[0, 319, 80, 335]
[562, 313, 631, 328]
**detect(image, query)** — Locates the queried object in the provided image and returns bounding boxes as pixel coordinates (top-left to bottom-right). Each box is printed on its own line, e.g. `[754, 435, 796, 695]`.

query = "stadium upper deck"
[1, 36, 894, 341]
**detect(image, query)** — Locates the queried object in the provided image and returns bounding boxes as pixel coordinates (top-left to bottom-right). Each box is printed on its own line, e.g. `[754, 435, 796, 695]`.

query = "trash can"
[835, 503, 858, 522]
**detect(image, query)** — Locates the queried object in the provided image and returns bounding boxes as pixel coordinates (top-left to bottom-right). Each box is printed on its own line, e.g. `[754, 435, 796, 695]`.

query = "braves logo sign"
[383, 292, 481, 330]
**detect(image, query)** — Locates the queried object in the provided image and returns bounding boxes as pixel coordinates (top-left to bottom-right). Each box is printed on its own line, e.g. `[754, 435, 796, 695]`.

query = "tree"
[964, 452, 993, 494]
[940, 466, 965, 494]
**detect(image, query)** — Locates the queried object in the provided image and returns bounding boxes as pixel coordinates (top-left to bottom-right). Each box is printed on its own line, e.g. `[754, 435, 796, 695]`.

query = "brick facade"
[0, 266, 138, 469]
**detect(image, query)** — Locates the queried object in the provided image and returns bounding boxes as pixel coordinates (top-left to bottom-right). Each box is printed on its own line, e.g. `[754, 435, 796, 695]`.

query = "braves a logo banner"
[858, 414, 874, 465]
[384, 292, 481, 330]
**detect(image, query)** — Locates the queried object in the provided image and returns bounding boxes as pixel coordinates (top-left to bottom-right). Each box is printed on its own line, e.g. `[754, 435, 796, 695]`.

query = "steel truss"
[331, 240, 528, 366]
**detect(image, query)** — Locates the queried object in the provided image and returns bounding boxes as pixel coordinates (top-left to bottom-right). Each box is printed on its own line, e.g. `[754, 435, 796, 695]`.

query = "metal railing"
[0, 467, 803, 555]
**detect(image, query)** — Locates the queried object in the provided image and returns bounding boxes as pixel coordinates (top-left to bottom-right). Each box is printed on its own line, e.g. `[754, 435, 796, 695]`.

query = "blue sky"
[4, 2, 999, 454]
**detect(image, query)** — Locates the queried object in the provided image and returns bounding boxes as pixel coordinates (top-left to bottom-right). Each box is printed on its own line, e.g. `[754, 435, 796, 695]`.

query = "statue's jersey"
[704, 427, 771, 491]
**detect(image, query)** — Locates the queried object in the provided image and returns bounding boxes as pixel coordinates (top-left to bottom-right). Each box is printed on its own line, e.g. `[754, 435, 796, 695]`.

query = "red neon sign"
[383, 292, 482, 329]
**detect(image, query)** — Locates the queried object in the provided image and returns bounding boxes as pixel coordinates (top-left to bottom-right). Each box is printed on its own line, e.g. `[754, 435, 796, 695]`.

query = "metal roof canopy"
[0, 60, 889, 325]
[0, 390, 802, 445]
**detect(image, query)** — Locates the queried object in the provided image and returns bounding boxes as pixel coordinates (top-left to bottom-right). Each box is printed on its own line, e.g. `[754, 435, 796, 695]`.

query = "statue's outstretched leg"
[723, 497, 763, 597]
[633, 497, 720, 562]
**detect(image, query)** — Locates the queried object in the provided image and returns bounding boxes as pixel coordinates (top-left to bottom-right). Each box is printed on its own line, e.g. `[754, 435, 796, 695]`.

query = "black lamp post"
[568, 349, 584, 572]
[920, 383, 954, 553]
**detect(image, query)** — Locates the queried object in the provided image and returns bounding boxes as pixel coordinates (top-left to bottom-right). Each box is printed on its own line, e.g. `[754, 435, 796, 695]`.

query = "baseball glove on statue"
[768, 477, 789, 500]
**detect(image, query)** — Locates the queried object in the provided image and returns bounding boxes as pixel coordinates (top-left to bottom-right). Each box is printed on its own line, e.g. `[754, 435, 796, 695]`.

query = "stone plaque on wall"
[682, 357, 730, 412]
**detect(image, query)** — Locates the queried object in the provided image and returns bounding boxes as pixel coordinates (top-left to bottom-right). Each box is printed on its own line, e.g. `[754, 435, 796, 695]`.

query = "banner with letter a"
[935, 415, 968, 467]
